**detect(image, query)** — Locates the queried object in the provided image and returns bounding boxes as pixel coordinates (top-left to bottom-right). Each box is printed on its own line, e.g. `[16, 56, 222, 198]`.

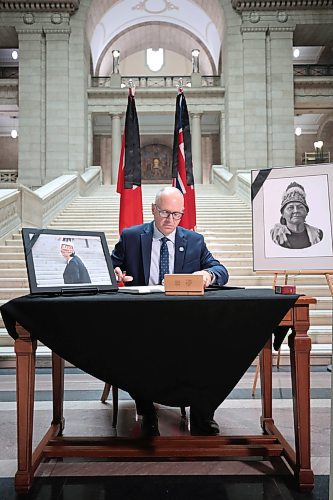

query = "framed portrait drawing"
[22, 228, 118, 294]
[251, 164, 333, 272]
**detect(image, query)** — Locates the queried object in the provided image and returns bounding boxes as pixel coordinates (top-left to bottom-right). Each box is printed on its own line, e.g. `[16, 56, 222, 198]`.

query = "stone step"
[0, 269, 28, 278]
[0, 259, 26, 268]
[0, 342, 330, 368]
[0, 246, 24, 254]
[228, 274, 332, 286]
[0, 277, 29, 287]
[246, 284, 332, 297]
[309, 309, 332, 326]
[0, 288, 29, 299]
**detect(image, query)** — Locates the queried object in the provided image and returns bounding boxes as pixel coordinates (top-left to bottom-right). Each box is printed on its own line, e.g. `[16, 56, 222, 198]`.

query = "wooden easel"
[252, 269, 333, 396]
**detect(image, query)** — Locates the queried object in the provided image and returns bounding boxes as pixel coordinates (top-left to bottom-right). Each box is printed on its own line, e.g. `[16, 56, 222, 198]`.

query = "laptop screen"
[22, 228, 118, 295]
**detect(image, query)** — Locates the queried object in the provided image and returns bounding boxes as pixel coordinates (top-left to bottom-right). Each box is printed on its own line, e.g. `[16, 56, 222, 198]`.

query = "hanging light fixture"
[10, 116, 18, 139]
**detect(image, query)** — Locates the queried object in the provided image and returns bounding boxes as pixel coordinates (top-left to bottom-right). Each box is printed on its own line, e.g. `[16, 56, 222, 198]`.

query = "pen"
[117, 271, 126, 287]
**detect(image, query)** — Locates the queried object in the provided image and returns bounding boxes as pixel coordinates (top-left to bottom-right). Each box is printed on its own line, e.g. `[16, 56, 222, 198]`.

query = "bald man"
[112, 186, 229, 437]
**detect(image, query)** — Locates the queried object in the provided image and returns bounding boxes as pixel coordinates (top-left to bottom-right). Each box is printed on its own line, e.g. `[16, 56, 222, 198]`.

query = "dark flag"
[117, 87, 143, 235]
[172, 87, 197, 231]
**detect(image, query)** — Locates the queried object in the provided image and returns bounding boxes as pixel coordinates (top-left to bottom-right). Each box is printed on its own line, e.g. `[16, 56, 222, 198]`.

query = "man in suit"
[112, 186, 229, 437]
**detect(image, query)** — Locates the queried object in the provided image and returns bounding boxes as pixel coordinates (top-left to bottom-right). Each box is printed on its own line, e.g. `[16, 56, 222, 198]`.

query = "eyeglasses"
[155, 205, 184, 220]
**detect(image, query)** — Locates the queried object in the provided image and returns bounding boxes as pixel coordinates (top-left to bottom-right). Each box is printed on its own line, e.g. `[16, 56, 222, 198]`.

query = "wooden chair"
[101, 383, 187, 426]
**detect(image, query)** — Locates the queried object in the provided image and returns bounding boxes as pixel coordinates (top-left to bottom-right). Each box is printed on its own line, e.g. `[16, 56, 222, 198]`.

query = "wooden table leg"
[14, 324, 37, 494]
[52, 352, 65, 434]
[289, 304, 314, 491]
[260, 337, 273, 429]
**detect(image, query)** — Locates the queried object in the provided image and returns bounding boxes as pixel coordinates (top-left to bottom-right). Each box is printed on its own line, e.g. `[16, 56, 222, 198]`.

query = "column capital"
[241, 26, 268, 33]
[191, 112, 203, 119]
[109, 112, 123, 119]
[17, 28, 43, 37]
[44, 28, 71, 38]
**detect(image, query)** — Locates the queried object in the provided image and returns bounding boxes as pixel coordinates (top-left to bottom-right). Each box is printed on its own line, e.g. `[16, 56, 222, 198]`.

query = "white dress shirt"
[149, 224, 175, 285]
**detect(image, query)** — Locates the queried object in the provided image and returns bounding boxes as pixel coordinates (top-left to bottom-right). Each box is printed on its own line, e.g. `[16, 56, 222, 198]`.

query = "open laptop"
[22, 228, 118, 295]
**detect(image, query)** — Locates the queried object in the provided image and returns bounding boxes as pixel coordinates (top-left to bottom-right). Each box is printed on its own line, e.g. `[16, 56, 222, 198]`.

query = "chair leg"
[101, 383, 119, 428]
[101, 383, 111, 403]
[276, 347, 281, 369]
[252, 357, 260, 396]
[112, 385, 118, 428]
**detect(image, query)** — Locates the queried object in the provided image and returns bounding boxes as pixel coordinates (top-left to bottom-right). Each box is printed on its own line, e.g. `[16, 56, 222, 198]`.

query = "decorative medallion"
[249, 11, 260, 23]
[23, 12, 35, 24]
[132, 0, 178, 13]
[277, 11, 288, 23]
[51, 13, 63, 24]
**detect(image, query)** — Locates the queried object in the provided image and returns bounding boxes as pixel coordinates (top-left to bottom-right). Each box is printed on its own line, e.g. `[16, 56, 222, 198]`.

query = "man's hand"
[270, 223, 291, 245]
[114, 266, 133, 284]
[193, 270, 212, 288]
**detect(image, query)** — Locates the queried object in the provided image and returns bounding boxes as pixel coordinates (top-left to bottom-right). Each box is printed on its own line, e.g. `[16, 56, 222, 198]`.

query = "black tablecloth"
[1, 288, 298, 410]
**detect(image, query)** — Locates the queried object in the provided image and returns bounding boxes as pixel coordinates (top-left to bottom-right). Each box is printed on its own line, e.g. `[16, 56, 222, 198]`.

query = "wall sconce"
[112, 50, 120, 74]
[10, 116, 18, 139]
[191, 49, 200, 73]
[11, 50, 18, 60]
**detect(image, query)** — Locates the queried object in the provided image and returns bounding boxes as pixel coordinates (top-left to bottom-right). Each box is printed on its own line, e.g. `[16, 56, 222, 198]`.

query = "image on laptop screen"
[22, 228, 118, 295]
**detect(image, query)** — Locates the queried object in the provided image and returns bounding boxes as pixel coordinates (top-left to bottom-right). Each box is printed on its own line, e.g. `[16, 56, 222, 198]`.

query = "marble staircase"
[0, 183, 331, 366]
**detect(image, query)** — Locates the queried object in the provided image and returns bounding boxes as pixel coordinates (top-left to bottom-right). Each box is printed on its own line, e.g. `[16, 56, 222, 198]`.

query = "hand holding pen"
[114, 267, 133, 287]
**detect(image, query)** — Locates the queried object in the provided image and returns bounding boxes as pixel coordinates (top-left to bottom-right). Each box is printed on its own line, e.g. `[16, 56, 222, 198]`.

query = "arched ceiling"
[97, 23, 214, 75]
[87, 0, 223, 76]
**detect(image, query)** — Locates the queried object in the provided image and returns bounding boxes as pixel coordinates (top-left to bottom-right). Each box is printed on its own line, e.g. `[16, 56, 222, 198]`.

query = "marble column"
[268, 28, 295, 167]
[100, 136, 112, 185]
[220, 111, 225, 167]
[44, 29, 70, 181]
[87, 112, 93, 167]
[111, 113, 122, 184]
[16, 29, 44, 187]
[191, 113, 202, 184]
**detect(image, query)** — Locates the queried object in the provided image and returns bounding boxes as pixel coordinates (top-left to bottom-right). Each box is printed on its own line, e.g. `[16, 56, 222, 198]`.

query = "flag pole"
[116, 78, 143, 234]
[172, 78, 197, 231]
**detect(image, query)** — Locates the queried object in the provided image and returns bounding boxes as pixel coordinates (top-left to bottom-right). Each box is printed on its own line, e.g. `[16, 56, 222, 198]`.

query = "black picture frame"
[22, 228, 118, 295]
[251, 164, 333, 272]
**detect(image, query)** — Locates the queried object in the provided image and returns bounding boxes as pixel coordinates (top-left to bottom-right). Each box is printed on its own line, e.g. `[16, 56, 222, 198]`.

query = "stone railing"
[294, 65, 333, 77]
[0, 166, 102, 243]
[91, 75, 221, 88]
[211, 165, 251, 206]
[302, 151, 331, 164]
[21, 174, 79, 228]
[0, 188, 21, 244]
[0, 67, 18, 79]
[0, 169, 18, 183]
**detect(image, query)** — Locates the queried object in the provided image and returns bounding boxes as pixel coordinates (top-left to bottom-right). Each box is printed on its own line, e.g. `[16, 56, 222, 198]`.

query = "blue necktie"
[159, 237, 169, 285]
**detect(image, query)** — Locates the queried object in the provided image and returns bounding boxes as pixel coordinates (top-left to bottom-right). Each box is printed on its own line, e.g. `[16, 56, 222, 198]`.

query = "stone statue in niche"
[152, 158, 162, 177]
